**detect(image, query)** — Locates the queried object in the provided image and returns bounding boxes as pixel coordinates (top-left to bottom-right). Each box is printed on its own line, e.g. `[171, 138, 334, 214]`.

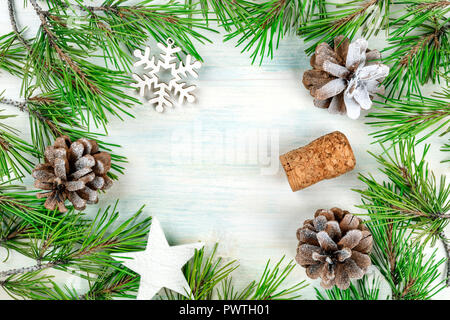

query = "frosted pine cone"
[302, 36, 389, 119]
[32, 136, 113, 212]
[296, 208, 373, 289]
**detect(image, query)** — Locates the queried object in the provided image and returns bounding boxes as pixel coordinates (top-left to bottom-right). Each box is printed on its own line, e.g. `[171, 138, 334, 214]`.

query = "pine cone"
[302, 36, 389, 119]
[296, 207, 372, 289]
[32, 136, 113, 212]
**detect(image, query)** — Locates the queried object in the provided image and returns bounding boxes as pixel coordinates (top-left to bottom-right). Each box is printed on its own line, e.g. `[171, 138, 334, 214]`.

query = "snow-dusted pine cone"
[302, 36, 389, 119]
[32, 136, 113, 212]
[296, 207, 373, 289]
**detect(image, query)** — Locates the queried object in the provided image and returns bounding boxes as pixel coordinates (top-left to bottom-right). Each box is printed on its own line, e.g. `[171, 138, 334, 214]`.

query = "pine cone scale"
[68, 191, 86, 210]
[323, 60, 350, 78]
[74, 155, 95, 171]
[351, 250, 371, 270]
[317, 231, 338, 251]
[306, 263, 322, 279]
[314, 78, 347, 100]
[334, 36, 349, 63]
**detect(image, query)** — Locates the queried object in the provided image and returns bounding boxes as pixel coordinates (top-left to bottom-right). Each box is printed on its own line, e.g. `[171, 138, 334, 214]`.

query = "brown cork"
[280, 131, 356, 192]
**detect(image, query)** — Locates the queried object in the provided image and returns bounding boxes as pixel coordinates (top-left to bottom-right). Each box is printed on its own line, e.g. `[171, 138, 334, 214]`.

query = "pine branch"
[301, 0, 327, 23]
[79, 268, 140, 300]
[442, 138, 450, 162]
[219, 257, 307, 300]
[368, 219, 446, 299]
[0, 202, 151, 293]
[315, 275, 384, 300]
[0, 271, 55, 300]
[21, 0, 137, 127]
[74, 0, 213, 66]
[30, 0, 101, 94]
[224, 0, 303, 64]
[439, 232, 450, 287]
[355, 140, 450, 244]
[298, 0, 391, 55]
[0, 106, 39, 180]
[163, 244, 239, 300]
[356, 141, 450, 291]
[7, 0, 32, 53]
[0, 32, 25, 76]
[0, 186, 58, 234]
[382, 0, 449, 97]
[196, 0, 251, 32]
[162, 244, 307, 300]
[0, 94, 127, 178]
[366, 89, 450, 146]
[37, 267, 140, 300]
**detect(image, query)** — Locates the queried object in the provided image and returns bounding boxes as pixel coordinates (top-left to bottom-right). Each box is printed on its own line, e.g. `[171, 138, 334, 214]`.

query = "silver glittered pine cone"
[296, 207, 373, 289]
[302, 36, 389, 119]
[32, 136, 113, 212]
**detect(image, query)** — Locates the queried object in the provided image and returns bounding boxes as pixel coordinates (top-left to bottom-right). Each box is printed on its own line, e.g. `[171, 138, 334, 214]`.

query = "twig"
[0, 226, 32, 245]
[7, 0, 32, 52]
[29, 0, 100, 94]
[261, 0, 288, 28]
[0, 237, 118, 279]
[0, 97, 62, 136]
[334, 0, 378, 29]
[79, 274, 137, 300]
[405, 108, 450, 124]
[400, 32, 438, 66]
[386, 221, 397, 282]
[0, 261, 56, 278]
[417, 1, 450, 11]
[400, 278, 416, 299]
[391, 205, 450, 219]
[7, 0, 64, 79]
[439, 232, 450, 287]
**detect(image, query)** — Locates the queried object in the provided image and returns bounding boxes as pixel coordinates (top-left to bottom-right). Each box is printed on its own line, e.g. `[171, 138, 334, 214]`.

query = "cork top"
[280, 131, 356, 191]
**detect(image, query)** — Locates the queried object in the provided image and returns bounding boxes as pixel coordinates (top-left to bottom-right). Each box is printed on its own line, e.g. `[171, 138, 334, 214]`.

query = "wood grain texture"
[0, 2, 448, 300]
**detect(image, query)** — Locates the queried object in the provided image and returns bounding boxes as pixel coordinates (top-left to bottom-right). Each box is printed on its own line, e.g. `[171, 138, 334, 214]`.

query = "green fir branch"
[368, 219, 446, 299]
[366, 89, 450, 145]
[0, 182, 58, 235]
[80, 268, 140, 300]
[224, 0, 303, 64]
[218, 257, 307, 300]
[196, 0, 252, 32]
[73, 0, 213, 66]
[299, 0, 391, 55]
[0, 31, 26, 76]
[355, 140, 450, 244]
[0, 271, 55, 300]
[162, 245, 307, 300]
[0, 107, 38, 180]
[0, 203, 151, 286]
[442, 139, 450, 162]
[315, 275, 384, 300]
[10, 0, 137, 129]
[382, 0, 449, 97]
[39, 267, 140, 300]
[301, 0, 327, 24]
[0, 93, 127, 179]
[163, 244, 239, 300]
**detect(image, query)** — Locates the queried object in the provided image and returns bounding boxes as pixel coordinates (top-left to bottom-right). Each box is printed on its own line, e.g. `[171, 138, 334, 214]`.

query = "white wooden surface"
[0, 1, 448, 300]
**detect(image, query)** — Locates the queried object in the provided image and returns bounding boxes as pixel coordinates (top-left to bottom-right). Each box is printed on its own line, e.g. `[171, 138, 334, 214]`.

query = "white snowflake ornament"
[131, 38, 202, 112]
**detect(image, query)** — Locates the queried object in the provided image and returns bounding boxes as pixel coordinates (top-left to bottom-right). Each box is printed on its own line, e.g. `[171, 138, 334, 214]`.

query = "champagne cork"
[280, 131, 356, 192]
